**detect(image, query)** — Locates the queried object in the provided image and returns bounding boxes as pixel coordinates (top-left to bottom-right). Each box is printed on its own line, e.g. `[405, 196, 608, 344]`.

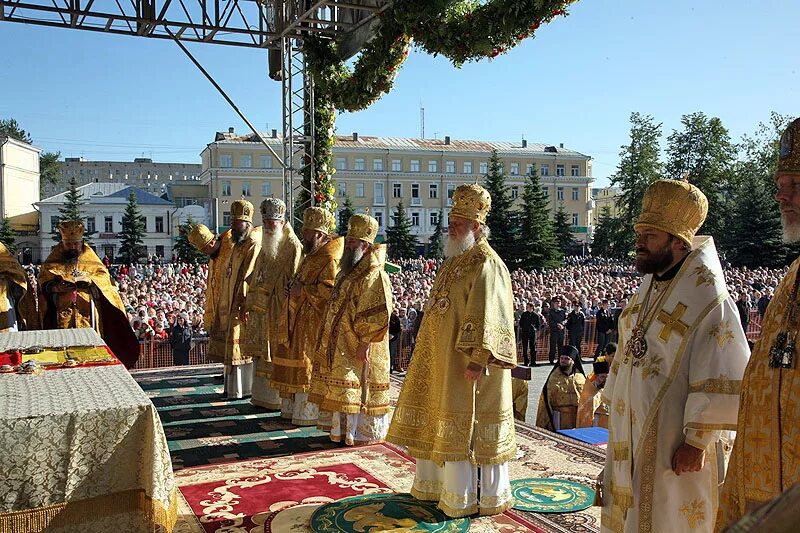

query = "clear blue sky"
[0, 0, 798, 186]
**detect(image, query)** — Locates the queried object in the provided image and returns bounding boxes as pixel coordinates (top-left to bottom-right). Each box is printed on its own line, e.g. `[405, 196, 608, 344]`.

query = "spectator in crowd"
[536, 345, 586, 430]
[757, 289, 771, 319]
[547, 296, 567, 364]
[518, 302, 541, 366]
[389, 309, 401, 373]
[170, 312, 193, 365]
[736, 291, 751, 334]
[566, 300, 586, 356]
[594, 299, 614, 358]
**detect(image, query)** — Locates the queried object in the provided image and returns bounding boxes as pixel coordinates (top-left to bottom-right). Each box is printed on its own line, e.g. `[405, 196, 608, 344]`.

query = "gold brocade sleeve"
[353, 269, 391, 345]
[455, 252, 517, 369]
[303, 262, 336, 313]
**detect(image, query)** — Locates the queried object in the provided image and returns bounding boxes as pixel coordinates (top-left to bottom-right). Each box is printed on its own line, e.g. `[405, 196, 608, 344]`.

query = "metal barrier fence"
[132, 310, 765, 370]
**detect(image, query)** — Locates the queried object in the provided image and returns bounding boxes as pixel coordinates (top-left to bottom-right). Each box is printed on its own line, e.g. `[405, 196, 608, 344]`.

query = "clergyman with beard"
[716, 117, 800, 531]
[576, 356, 609, 428]
[272, 206, 343, 427]
[535, 345, 586, 430]
[190, 199, 262, 398]
[599, 179, 749, 533]
[387, 184, 518, 518]
[39, 220, 139, 367]
[311, 213, 392, 445]
[241, 197, 302, 410]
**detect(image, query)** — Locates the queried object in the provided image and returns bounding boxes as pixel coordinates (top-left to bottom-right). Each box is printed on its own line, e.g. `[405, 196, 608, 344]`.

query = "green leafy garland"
[303, 0, 578, 212]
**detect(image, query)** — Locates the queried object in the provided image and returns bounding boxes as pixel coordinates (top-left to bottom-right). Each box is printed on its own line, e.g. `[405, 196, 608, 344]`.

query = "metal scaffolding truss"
[0, 0, 389, 49]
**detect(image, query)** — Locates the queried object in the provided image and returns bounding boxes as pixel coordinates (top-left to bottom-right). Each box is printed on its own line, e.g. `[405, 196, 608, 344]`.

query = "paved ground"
[522, 359, 595, 426]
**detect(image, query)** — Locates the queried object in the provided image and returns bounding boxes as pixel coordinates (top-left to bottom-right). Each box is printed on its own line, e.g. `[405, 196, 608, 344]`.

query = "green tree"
[174, 216, 209, 264]
[427, 210, 445, 259]
[0, 118, 32, 143]
[483, 149, 519, 266]
[385, 200, 418, 260]
[552, 203, 576, 257]
[517, 170, 559, 269]
[0, 218, 17, 253]
[337, 196, 355, 235]
[52, 175, 91, 242]
[591, 206, 630, 259]
[724, 179, 785, 268]
[665, 112, 736, 240]
[118, 191, 147, 264]
[611, 112, 664, 243]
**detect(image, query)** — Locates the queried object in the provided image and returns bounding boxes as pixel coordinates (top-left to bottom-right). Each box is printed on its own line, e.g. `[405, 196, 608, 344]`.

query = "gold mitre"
[635, 179, 708, 246]
[58, 220, 85, 243]
[451, 183, 491, 224]
[347, 213, 379, 244]
[230, 197, 254, 223]
[260, 197, 286, 221]
[187, 223, 215, 250]
[778, 117, 800, 176]
[303, 206, 335, 234]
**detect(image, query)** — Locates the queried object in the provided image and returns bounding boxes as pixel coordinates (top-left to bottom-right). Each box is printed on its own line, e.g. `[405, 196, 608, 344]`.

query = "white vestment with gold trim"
[601, 236, 749, 533]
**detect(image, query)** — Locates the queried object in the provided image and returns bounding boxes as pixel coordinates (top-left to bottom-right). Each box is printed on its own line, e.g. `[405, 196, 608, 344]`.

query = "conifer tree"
[174, 216, 209, 264]
[118, 191, 147, 264]
[517, 170, 559, 269]
[337, 196, 355, 235]
[385, 200, 418, 260]
[552, 203, 576, 257]
[52, 175, 88, 242]
[591, 206, 630, 259]
[483, 149, 518, 266]
[427, 210, 445, 259]
[0, 218, 17, 253]
[724, 180, 785, 268]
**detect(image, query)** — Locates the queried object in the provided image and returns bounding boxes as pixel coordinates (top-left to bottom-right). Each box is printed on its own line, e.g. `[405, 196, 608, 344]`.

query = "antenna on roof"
[420, 101, 425, 140]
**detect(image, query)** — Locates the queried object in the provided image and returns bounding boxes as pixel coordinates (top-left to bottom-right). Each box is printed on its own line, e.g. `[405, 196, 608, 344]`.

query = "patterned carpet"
[132, 364, 604, 532]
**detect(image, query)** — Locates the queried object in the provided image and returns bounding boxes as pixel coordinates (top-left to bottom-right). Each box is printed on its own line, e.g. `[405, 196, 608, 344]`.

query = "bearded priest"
[386, 183, 517, 518]
[241, 198, 303, 409]
[600, 180, 749, 533]
[312, 213, 392, 445]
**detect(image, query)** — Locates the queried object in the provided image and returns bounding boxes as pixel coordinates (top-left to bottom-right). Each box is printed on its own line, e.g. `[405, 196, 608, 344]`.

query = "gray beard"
[232, 228, 249, 244]
[339, 247, 365, 278]
[261, 229, 284, 262]
[781, 215, 800, 243]
[444, 232, 476, 258]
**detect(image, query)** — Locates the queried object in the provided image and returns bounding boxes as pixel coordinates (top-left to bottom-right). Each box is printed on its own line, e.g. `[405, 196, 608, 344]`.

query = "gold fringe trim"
[249, 399, 281, 410]
[410, 487, 440, 502]
[438, 500, 478, 518]
[319, 398, 390, 416]
[291, 418, 318, 426]
[274, 383, 310, 396]
[0, 488, 177, 533]
[478, 497, 514, 516]
[399, 445, 518, 467]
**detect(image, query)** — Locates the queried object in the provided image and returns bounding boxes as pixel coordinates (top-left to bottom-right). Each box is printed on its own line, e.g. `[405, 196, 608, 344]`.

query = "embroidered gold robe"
[716, 257, 800, 531]
[601, 237, 750, 533]
[241, 225, 302, 370]
[577, 374, 605, 428]
[0, 247, 37, 331]
[311, 244, 392, 418]
[207, 227, 261, 367]
[511, 378, 529, 422]
[535, 368, 586, 430]
[272, 236, 343, 397]
[386, 238, 517, 465]
[39, 243, 138, 367]
[204, 231, 234, 363]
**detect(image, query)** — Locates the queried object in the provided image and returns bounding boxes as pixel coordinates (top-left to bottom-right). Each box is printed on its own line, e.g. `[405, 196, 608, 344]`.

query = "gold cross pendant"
[657, 303, 689, 342]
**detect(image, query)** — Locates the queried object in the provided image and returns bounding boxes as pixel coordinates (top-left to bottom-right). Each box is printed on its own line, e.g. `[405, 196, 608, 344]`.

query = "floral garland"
[303, 0, 578, 211]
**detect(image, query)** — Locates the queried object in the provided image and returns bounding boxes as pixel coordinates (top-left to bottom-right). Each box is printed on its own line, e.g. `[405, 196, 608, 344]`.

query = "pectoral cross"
[657, 303, 689, 342]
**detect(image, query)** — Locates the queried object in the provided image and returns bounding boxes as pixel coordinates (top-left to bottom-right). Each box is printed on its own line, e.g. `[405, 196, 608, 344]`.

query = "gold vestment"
[204, 232, 233, 363]
[311, 244, 392, 417]
[535, 369, 586, 430]
[272, 236, 343, 397]
[576, 374, 604, 428]
[0, 247, 37, 331]
[386, 238, 517, 465]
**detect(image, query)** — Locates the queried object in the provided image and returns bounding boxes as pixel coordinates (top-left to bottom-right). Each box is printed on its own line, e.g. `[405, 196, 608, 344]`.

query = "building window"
[373, 159, 383, 171]
[223, 211, 231, 226]
[447, 183, 456, 205]
[410, 160, 420, 172]
[242, 181, 251, 197]
[260, 155, 272, 168]
[222, 180, 232, 196]
[375, 211, 383, 228]
[557, 187, 564, 201]
[336, 157, 347, 171]
[542, 186, 549, 196]
[479, 162, 488, 174]
[155, 245, 165, 258]
[374, 182, 385, 204]
[571, 164, 580, 176]
[511, 163, 519, 175]
[511, 186, 519, 199]
[104, 216, 113, 233]
[526, 164, 534, 175]
[541, 164, 549, 176]
[428, 160, 437, 173]
[411, 183, 420, 197]
[429, 183, 438, 199]
[220, 154, 232, 168]
[354, 158, 365, 171]
[411, 212, 420, 226]
[86, 217, 95, 234]
[445, 161, 455, 173]
[572, 213, 579, 226]
[240, 155, 252, 168]
[50, 216, 60, 232]
[155, 216, 164, 233]
[356, 183, 365, 198]
[556, 164, 565, 176]
[393, 183, 402, 198]
[463, 161, 473, 174]
[262, 182, 272, 196]
[430, 211, 439, 227]
[572, 187, 579, 201]
[338, 182, 347, 197]
[391, 159, 402, 172]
